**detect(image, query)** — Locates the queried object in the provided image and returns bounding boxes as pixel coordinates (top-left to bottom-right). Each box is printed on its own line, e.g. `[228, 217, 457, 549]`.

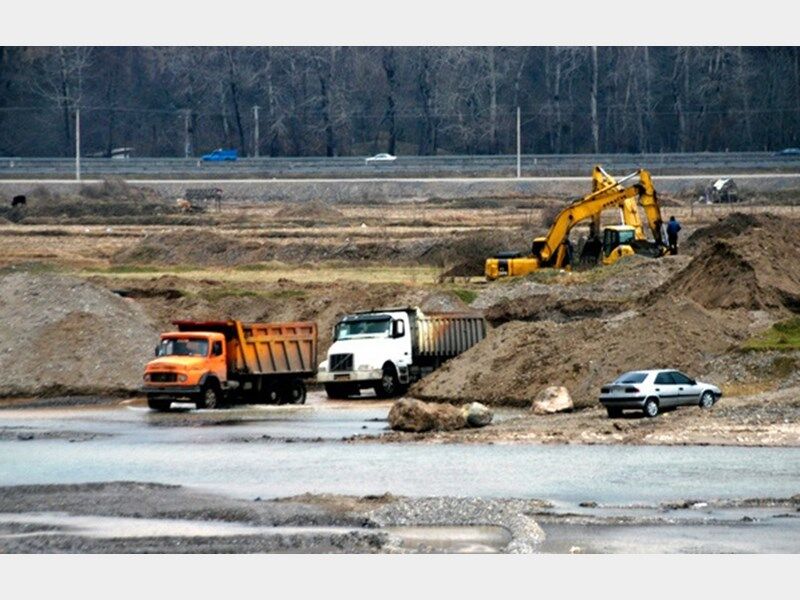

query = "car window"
[670, 371, 693, 385]
[614, 371, 648, 384]
[654, 372, 675, 384]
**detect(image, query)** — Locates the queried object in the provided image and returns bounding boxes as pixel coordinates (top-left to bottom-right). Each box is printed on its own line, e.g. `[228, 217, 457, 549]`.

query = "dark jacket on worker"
[666, 219, 682, 238]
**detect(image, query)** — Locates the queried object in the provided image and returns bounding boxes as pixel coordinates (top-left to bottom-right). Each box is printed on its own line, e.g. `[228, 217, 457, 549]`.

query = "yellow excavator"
[485, 166, 668, 280]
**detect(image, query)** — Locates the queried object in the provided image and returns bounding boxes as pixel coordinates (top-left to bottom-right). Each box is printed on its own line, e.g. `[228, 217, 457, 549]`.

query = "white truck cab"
[317, 307, 486, 399]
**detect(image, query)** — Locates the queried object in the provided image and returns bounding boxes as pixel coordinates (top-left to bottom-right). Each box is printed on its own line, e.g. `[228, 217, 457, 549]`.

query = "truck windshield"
[335, 317, 391, 340]
[158, 338, 209, 357]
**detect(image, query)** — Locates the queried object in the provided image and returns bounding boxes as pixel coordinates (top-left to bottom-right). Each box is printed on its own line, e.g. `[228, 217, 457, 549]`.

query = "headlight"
[357, 365, 373, 371]
[177, 374, 188, 382]
[143, 373, 151, 382]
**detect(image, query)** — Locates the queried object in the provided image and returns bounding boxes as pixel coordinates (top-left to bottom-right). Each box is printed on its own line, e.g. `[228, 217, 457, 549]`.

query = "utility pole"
[183, 110, 193, 158]
[252, 105, 260, 158]
[516, 106, 521, 179]
[75, 108, 81, 181]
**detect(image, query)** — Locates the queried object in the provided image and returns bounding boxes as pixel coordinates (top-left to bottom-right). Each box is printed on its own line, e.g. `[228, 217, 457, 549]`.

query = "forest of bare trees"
[1, 46, 799, 158]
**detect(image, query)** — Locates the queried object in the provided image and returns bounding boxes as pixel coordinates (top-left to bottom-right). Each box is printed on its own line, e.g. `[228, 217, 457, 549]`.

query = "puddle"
[386, 525, 512, 553]
[0, 512, 358, 540]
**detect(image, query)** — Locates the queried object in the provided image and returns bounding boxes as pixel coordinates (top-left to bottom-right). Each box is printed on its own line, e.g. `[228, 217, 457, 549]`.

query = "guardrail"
[2, 152, 800, 179]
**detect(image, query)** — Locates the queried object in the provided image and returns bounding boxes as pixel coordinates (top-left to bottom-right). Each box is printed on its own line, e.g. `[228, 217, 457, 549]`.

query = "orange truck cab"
[142, 320, 317, 411]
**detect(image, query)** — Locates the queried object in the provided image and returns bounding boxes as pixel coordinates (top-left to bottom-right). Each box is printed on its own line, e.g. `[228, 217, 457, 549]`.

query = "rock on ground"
[532, 386, 574, 415]
[388, 399, 467, 432]
[465, 402, 493, 427]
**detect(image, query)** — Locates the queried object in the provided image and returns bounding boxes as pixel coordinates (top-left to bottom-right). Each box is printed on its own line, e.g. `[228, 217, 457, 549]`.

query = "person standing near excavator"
[666, 215, 682, 255]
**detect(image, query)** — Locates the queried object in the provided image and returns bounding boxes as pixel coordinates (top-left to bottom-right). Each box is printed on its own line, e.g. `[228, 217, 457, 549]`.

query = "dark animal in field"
[11, 195, 26, 207]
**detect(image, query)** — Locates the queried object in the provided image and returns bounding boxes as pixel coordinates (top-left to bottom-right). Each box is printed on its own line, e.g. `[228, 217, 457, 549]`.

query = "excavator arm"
[485, 166, 666, 279]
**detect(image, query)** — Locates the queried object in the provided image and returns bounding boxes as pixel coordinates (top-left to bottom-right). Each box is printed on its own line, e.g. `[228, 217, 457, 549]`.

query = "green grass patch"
[234, 262, 287, 272]
[198, 288, 261, 302]
[742, 317, 800, 351]
[267, 289, 307, 300]
[451, 288, 478, 304]
[85, 264, 199, 274]
[0, 261, 61, 276]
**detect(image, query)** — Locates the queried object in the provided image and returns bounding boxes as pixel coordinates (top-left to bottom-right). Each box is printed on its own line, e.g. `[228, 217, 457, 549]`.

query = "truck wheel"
[147, 398, 171, 411]
[282, 379, 306, 405]
[197, 384, 220, 410]
[374, 365, 400, 399]
[324, 383, 353, 399]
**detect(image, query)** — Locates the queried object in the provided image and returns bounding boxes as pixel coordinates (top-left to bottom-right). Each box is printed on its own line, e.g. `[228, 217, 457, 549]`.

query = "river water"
[1, 402, 798, 504]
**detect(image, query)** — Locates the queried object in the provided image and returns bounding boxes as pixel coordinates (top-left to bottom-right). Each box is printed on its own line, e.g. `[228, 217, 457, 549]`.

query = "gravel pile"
[0, 271, 159, 396]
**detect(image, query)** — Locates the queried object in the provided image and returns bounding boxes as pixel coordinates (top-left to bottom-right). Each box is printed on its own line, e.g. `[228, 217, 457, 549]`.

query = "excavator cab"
[600, 225, 637, 266]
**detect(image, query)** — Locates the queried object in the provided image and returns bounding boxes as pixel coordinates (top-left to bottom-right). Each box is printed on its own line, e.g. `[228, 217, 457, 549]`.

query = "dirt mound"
[657, 213, 800, 312]
[114, 229, 444, 267]
[0, 180, 174, 224]
[411, 298, 747, 408]
[273, 201, 344, 221]
[476, 254, 692, 318]
[113, 230, 257, 265]
[684, 212, 763, 252]
[0, 272, 159, 396]
[422, 228, 534, 276]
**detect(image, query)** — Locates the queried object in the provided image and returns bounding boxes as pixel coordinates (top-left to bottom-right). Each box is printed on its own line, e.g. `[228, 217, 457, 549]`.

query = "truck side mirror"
[393, 320, 405, 338]
[154, 346, 159, 357]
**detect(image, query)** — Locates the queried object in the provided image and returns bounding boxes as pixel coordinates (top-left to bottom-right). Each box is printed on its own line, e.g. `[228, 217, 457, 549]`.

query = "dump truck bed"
[173, 320, 317, 376]
[410, 311, 487, 358]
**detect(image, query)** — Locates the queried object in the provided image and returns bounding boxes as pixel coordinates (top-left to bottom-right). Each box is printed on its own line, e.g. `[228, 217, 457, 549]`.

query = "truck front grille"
[329, 353, 353, 372]
[150, 372, 178, 383]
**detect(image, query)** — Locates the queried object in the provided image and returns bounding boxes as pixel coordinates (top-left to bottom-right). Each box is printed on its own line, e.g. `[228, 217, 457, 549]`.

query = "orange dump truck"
[142, 320, 318, 410]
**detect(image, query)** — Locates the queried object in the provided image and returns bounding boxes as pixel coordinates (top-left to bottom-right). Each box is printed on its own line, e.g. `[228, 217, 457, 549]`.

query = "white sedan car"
[365, 153, 396, 164]
[599, 369, 722, 418]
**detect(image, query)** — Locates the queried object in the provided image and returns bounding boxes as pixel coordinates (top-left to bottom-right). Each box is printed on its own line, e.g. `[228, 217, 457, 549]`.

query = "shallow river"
[1, 401, 798, 506]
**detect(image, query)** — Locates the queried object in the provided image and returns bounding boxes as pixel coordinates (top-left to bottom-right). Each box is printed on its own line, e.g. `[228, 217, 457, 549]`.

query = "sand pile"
[655, 212, 800, 312]
[411, 298, 745, 408]
[0, 272, 159, 396]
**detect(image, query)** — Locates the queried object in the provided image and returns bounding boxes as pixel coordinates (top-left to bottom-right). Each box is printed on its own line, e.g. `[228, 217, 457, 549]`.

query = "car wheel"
[606, 407, 623, 419]
[699, 391, 715, 409]
[643, 398, 659, 418]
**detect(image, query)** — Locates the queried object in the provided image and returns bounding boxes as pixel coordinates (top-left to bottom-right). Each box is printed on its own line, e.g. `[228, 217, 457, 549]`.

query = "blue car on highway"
[202, 148, 238, 161]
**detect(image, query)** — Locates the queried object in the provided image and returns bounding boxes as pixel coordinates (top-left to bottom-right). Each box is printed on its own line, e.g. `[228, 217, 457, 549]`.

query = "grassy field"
[743, 317, 800, 351]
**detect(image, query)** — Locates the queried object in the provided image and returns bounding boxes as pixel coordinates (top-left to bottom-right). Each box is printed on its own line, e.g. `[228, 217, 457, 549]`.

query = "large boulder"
[532, 386, 574, 415]
[464, 402, 493, 427]
[388, 399, 467, 432]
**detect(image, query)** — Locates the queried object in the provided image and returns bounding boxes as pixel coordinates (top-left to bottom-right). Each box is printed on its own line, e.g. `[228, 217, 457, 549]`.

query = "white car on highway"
[365, 153, 396, 164]
[599, 369, 722, 418]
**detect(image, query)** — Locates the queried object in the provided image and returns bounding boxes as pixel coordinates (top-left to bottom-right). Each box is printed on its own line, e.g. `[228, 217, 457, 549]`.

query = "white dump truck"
[317, 307, 487, 399]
